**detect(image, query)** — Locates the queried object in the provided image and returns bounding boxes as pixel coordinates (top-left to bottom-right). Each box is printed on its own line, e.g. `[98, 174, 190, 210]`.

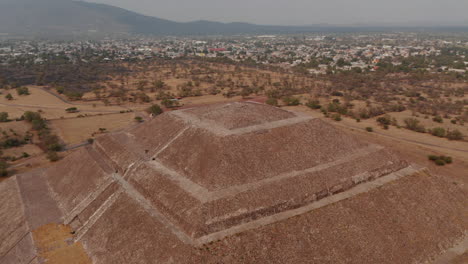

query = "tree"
[446, 129, 464, 140]
[146, 104, 163, 116]
[31, 119, 47, 131]
[404, 118, 426, 133]
[47, 151, 60, 162]
[55, 86, 65, 94]
[23, 111, 42, 122]
[5, 93, 13, 100]
[377, 115, 392, 127]
[16, 87, 30, 96]
[65, 107, 79, 113]
[0, 112, 8, 122]
[161, 99, 179, 108]
[282, 97, 300, 106]
[305, 100, 321, 109]
[430, 127, 446, 137]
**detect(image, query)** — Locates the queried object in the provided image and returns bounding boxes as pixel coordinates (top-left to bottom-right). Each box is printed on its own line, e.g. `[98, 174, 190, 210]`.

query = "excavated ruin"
[1, 102, 467, 264]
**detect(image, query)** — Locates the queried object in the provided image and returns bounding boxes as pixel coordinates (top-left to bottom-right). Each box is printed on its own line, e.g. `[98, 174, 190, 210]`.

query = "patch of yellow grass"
[33, 223, 91, 264]
[50, 113, 135, 145]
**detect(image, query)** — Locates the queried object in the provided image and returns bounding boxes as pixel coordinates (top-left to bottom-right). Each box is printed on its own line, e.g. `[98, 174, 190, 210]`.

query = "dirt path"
[0, 102, 121, 114]
[39, 87, 136, 113]
[37, 87, 73, 105]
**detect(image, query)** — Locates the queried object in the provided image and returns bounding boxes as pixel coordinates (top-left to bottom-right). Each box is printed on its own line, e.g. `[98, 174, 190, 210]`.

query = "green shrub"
[446, 130, 464, 141]
[161, 99, 180, 108]
[146, 104, 163, 116]
[0, 160, 8, 177]
[366, 127, 373, 132]
[377, 115, 392, 126]
[55, 86, 65, 94]
[65, 107, 79, 113]
[23, 111, 42, 122]
[331, 91, 344, 97]
[428, 155, 453, 165]
[332, 114, 342, 121]
[266, 98, 278, 107]
[0, 112, 8, 122]
[441, 156, 453, 164]
[432, 116, 443, 123]
[64, 91, 83, 100]
[1, 138, 25, 149]
[16, 87, 30, 96]
[327, 102, 348, 115]
[404, 118, 426, 133]
[282, 97, 300, 106]
[430, 127, 446, 137]
[305, 100, 321, 109]
[31, 119, 47, 131]
[47, 151, 60, 162]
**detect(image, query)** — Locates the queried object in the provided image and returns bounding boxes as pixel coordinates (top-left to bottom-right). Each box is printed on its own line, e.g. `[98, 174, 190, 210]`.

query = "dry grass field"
[0, 120, 31, 134]
[50, 112, 136, 145]
[2, 144, 42, 157]
[33, 223, 91, 264]
[0, 86, 129, 119]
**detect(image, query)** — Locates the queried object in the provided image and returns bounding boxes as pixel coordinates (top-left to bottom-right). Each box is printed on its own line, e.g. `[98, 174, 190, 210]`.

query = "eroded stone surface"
[1, 102, 467, 264]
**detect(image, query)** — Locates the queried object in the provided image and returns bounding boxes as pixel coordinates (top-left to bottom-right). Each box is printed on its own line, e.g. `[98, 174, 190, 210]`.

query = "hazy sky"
[87, 0, 468, 26]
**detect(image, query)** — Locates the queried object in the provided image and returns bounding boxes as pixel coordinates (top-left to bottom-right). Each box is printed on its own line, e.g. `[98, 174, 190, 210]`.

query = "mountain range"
[1, 0, 467, 38]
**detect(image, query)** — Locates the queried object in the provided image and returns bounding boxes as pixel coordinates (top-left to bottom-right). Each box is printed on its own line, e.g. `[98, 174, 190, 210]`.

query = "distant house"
[209, 48, 227, 52]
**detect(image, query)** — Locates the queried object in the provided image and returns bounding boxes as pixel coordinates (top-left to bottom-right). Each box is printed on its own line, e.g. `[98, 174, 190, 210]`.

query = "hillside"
[0, 0, 129, 36]
[0, 0, 426, 37]
[0, 0, 300, 36]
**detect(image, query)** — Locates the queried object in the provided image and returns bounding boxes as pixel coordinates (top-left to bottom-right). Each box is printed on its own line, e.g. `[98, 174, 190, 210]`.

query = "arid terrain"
[0, 58, 467, 263]
[1, 101, 467, 264]
[0, 59, 466, 178]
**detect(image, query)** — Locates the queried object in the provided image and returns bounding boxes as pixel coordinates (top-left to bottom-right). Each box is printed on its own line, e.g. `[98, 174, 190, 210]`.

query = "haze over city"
[87, 0, 468, 26]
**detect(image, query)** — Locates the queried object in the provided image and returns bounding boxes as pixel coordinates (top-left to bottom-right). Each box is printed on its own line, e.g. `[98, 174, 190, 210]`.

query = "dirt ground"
[2, 144, 42, 157]
[287, 105, 468, 161]
[32, 223, 91, 264]
[390, 110, 468, 135]
[314, 113, 468, 189]
[0, 86, 129, 119]
[0, 120, 31, 135]
[50, 113, 136, 145]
